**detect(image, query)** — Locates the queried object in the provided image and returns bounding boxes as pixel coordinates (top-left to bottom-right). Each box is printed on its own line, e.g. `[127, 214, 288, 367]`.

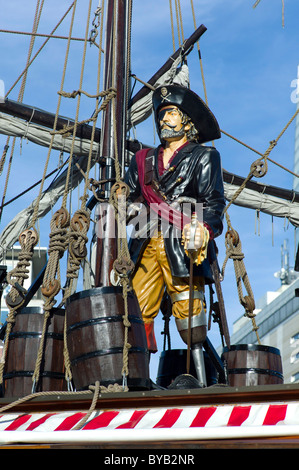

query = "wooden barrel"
[3, 307, 66, 397]
[221, 344, 284, 386]
[66, 286, 150, 391]
[156, 349, 218, 388]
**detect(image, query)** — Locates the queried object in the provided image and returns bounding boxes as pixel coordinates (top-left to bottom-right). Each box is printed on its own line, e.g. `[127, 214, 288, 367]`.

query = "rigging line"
[177, 0, 185, 42]
[188, 0, 213, 148]
[30, 1, 78, 228]
[253, 0, 285, 27]
[0, 0, 44, 222]
[168, 0, 176, 52]
[174, 0, 183, 47]
[109, 0, 133, 180]
[61, 0, 105, 317]
[174, 0, 182, 47]
[111, 0, 120, 181]
[19, 0, 45, 99]
[190, 0, 209, 105]
[5, 2, 75, 99]
[223, 103, 299, 212]
[221, 127, 299, 179]
[0, 0, 45, 386]
[58, 89, 106, 99]
[168, 0, 185, 61]
[0, 28, 102, 47]
[32, 9, 92, 387]
[81, 0, 105, 206]
[126, 0, 133, 122]
[0, 158, 70, 210]
[61, 0, 94, 210]
[0, 144, 9, 175]
[130, 74, 155, 91]
[59, 0, 105, 339]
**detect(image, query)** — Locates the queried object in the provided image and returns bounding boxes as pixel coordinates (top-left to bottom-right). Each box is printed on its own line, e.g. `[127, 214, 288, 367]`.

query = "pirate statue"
[124, 84, 225, 388]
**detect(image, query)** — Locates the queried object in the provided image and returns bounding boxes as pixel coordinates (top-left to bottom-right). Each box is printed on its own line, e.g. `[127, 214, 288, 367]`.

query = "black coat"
[124, 142, 225, 282]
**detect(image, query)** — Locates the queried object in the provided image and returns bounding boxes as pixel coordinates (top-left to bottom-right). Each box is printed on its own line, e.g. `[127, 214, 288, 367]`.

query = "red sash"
[135, 148, 191, 230]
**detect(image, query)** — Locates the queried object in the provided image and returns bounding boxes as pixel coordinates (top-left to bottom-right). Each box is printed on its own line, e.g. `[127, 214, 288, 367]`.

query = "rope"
[50, 88, 116, 139]
[5, 2, 75, 99]
[0, 380, 127, 416]
[175, 0, 184, 46]
[168, 0, 176, 52]
[0, 158, 69, 211]
[221, 83, 299, 210]
[47, 0, 108, 389]
[59, 0, 106, 388]
[31, 0, 97, 391]
[109, 170, 134, 383]
[31, 209, 70, 392]
[0, 228, 39, 385]
[168, 0, 184, 49]
[224, 154, 268, 214]
[253, 0, 285, 28]
[0, 28, 97, 44]
[221, 213, 261, 344]
[62, 208, 90, 303]
[58, 88, 107, 99]
[0, 142, 14, 222]
[30, 4, 77, 229]
[221, 129, 299, 179]
[0, 144, 9, 176]
[0, 0, 44, 221]
[223, 102, 299, 213]
[190, 0, 209, 107]
[89, 2, 101, 46]
[1, 1, 74, 225]
[71, 381, 101, 430]
[0, 0, 45, 382]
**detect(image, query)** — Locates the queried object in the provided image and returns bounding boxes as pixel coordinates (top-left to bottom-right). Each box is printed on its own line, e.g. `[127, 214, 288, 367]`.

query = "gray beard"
[160, 126, 185, 140]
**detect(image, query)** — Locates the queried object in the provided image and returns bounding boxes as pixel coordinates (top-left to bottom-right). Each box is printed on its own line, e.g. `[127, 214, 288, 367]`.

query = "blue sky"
[0, 0, 298, 380]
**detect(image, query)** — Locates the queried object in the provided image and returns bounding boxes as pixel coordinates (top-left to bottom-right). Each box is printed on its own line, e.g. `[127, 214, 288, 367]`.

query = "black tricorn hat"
[152, 84, 221, 144]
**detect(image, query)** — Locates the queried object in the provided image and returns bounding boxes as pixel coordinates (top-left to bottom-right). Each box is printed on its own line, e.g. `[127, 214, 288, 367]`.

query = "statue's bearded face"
[158, 105, 187, 141]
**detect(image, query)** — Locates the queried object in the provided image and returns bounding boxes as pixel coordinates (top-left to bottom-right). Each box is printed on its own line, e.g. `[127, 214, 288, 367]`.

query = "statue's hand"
[182, 217, 209, 265]
[182, 221, 205, 252]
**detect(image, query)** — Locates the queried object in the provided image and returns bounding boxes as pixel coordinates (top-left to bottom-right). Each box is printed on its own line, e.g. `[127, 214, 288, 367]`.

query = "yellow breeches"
[132, 232, 205, 352]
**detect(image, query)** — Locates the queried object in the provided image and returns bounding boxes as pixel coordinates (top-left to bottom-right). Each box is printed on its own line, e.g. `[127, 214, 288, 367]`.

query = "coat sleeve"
[193, 147, 226, 238]
[124, 153, 142, 203]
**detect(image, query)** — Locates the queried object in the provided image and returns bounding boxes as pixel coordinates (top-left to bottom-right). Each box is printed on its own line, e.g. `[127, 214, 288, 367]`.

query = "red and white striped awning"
[0, 402, 299, 444]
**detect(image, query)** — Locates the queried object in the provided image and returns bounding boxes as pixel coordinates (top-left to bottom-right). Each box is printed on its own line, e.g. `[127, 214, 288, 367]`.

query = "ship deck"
[0, 383, 298, 449]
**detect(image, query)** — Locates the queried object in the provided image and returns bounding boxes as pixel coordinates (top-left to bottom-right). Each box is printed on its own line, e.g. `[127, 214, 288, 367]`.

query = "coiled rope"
[222, 217, 261, 344]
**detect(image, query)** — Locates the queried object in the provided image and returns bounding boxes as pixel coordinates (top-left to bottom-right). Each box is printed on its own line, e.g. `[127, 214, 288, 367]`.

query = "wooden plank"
[0, 383, 299, 413]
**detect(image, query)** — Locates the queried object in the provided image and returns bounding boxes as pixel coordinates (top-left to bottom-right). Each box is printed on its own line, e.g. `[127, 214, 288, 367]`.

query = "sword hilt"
[187, 212, 198, 253]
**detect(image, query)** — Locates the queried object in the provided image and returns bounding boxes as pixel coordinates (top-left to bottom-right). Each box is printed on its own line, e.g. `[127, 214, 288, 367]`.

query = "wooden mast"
[95, 0, 130, 287]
